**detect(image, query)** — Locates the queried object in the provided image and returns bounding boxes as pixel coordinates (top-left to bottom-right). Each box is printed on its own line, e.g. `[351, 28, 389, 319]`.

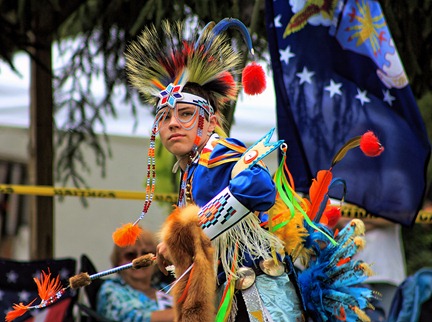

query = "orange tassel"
[5, 300, 35, 322]
[112, 223, 143, 247]
[34, 270, 62, 300]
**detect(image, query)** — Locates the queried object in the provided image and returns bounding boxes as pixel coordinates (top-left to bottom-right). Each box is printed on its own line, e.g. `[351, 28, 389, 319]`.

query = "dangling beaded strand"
[134, 130, 157, 224]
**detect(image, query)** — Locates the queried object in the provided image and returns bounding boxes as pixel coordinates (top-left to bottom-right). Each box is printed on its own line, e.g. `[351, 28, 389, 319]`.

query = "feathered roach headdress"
[125, 18, 265, 115]
[112, 18, 267, 246]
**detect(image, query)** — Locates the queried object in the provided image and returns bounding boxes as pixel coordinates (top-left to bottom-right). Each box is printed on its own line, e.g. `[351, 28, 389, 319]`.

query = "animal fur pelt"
[160, 205, 216, 322]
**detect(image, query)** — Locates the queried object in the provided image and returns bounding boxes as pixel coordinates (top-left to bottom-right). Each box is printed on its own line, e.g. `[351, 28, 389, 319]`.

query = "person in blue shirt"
[97, 228, 174, 322]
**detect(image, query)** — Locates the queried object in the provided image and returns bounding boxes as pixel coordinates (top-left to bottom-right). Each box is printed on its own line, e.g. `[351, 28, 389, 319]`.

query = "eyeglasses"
[153, 105, 200, 133]
[122, 250, 154, 262]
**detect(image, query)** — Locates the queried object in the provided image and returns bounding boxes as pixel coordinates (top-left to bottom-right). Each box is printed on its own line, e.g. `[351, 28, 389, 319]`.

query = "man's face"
[157, 103, 216, 159]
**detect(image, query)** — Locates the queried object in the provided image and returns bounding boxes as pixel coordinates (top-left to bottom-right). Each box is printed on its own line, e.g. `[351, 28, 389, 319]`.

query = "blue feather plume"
[298, 219, 376, 321]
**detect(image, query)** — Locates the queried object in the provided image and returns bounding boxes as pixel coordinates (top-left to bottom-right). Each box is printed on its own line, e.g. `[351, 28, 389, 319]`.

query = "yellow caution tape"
[339, 203, 432, 224]
[0, 184, 177, 202]
[1, 184, 431, 223]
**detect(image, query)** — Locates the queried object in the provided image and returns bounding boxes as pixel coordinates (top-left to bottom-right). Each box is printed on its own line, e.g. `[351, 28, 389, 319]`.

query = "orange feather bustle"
[242, 62, 266, 95]
[307, 169, 333, 221]
[112, 223, 143, 247]
[359, 131, 384, 157]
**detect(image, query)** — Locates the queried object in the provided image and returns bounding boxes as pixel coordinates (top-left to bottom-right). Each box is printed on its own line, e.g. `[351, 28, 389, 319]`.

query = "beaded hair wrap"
[112, 18, 267, 246]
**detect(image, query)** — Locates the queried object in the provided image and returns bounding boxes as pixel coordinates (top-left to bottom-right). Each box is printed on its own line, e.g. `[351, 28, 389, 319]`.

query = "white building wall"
[0, 125, 278, 271]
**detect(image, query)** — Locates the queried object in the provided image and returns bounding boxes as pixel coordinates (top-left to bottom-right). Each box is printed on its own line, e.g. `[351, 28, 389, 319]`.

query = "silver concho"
[259, 259, 285, 277]
[235, 267, 256, 290]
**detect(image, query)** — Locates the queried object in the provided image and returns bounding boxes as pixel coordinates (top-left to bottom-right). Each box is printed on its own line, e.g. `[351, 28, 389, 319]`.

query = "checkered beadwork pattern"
[198, 187, 250, 240]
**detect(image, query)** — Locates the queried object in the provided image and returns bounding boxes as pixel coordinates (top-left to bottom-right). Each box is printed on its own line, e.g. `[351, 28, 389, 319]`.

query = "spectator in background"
[97, 228, 174, 322]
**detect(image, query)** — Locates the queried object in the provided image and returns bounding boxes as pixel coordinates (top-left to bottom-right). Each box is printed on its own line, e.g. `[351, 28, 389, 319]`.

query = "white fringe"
[212, 213, 285, 279]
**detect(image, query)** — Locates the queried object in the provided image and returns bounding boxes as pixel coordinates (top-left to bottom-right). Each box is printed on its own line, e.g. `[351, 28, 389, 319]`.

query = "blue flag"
[265, 0, 430, 226]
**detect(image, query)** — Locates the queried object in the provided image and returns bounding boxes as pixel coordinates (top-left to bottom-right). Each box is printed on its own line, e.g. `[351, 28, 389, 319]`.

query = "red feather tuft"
[322, 206, 341, 228]
[219, 71, 237, 98]
[6, 301, 35, 322]
[360, 131, 384, 157]
[219, 71, 236, 88]
[112, 223, 143, 247]
[242, 62, 266, 95]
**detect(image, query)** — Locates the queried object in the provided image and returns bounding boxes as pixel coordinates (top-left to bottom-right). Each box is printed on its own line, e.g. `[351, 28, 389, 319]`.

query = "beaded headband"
[156, 90, 214, 116]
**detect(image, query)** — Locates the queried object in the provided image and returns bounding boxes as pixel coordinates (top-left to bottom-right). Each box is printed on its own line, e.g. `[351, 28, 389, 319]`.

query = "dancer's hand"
[156, 242, 172, 275]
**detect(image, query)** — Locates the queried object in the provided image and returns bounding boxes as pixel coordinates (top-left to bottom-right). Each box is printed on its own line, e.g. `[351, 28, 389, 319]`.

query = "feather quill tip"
[350, 219, 365, 236]
[112, 223, 143, 247]
[242, 62, 266, 95]
[357, 262, 374, 277]
[352, 306, 371, 322]
[360, 131, 384, 157]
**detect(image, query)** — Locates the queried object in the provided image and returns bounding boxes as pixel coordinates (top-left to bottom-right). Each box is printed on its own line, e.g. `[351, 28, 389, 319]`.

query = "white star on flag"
[383, 89, 395, 106]
[279, 46, 295, 65]
[6, 270, 18, 283]
[59, 267, 70, 280]
[355, 88, 370, 106]
[274, 14, 282, 28]
[296, 67, 315, 84]
[18, 290, 32, 302]
[324, 79, 342, 97]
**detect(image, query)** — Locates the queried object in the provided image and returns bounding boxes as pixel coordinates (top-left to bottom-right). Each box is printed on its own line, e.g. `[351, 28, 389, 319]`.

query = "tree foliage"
[380, 0, 432, 99]
[1, 0, 269, 186]
[0, 0, 431, 186]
